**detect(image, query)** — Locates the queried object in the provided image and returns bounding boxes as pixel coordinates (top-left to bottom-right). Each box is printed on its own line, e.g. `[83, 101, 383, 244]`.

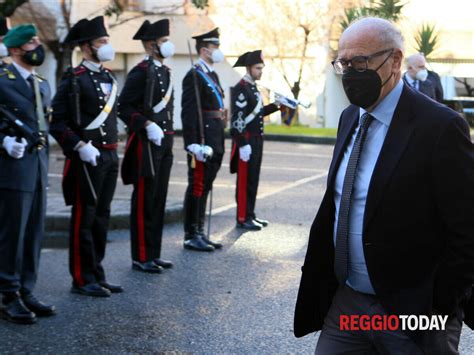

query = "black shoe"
[21, 293, 56, 317]
[183, 235, 215, 252]
[254, 217, 269, 227]
[99, 282, 124, 293]
[1, 295, 36, 324]
[132, 261, 163, 274]
[200, 234, 223, 249]
[237, 219, 262, 231]
[153, 259, 174, 269]
[71, 283, 111, 297]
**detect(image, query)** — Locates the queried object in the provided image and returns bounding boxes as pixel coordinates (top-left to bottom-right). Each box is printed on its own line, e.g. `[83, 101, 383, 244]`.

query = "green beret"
[3, 24, 37, 48]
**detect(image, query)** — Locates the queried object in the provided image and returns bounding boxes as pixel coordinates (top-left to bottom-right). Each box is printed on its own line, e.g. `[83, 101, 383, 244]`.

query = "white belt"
[244, 94, 263, 125]
[153, 75, 173, 114]
[85, 80, 118, 130]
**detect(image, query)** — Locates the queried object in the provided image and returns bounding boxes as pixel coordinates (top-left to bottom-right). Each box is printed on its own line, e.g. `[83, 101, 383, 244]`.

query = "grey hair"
[346, 17, 405, 53]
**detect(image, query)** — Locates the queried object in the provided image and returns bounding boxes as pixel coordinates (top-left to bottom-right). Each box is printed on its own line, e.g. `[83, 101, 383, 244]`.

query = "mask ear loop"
[376, 49, 395, 88]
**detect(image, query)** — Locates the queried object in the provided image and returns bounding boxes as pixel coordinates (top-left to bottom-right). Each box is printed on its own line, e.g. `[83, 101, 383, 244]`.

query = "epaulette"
[0, 68, 16, 80]
[138, 61, 149, 69]
[73, 66, 87, 76]
[35, 73, 47, 82]
[103, 67, 113, 73]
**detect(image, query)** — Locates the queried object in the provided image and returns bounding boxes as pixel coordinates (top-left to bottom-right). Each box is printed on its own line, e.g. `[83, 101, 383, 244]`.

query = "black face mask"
[23, 44, 45, 66]
[341, 53, 393, 109]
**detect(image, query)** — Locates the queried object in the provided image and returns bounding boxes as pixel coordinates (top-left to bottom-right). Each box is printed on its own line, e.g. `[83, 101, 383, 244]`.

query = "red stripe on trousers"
[237, 159, 248, 223]
[193, 161, 204, 197]
[136, 139, 146, 262]
[73, 181, 84, 286]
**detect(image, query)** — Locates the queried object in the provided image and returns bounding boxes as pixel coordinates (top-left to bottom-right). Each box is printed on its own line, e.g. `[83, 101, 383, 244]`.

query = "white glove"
[2, 136, 27, 159]
[187, 143, 205, 162]
[145, 122, 164, 146]
[202, 145, 213, 160]
[239, 144, 252, 162]
[78, 141, 100, 166]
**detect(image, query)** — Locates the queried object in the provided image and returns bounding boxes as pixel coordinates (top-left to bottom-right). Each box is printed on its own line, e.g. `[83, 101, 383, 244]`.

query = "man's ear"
[392, 49, 403, 71]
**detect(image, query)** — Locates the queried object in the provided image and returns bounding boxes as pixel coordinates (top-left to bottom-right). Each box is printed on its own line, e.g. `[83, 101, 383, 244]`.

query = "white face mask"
[206, 48, 224, 64]
[415, 68, 428, 82]
[94, 43, 115, 62]
[159, 41, 175, 58]
[0, 43, 8, 58]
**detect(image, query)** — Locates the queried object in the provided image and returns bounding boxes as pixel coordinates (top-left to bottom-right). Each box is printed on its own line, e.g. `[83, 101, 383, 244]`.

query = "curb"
[262, 134, 336, 145]
[45, 204, 183, 233]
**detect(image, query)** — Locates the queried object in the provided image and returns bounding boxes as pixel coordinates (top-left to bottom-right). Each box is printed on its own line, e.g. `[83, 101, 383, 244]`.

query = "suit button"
[163, 128, 167, 132]
[364, 242, 372, 246]
[205, 124, 209, 128]
[97, 88, 100, 91]
[99, 97, 103, 100]
[102, 132, 107, 136]
[99, 105, 103, 109]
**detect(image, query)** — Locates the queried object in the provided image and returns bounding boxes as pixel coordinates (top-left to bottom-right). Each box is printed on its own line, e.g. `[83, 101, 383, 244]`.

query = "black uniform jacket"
[118, 59, 174, 184]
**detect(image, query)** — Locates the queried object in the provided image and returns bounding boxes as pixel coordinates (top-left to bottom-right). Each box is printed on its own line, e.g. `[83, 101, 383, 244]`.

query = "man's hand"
[77, 141, 100, 166]
[2, 136, 27, 159]
[145, 121, 164, 146]
[202, 145, 213, 160]
[239, 144, 252, 162]
[187, 143, 211, 162]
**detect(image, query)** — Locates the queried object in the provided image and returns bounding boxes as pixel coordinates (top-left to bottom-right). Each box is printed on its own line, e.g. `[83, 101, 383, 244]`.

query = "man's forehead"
[338, 31, 381, 57]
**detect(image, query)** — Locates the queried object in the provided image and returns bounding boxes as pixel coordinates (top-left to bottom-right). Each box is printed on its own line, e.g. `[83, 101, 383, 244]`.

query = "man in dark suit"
[403, 53, 438, 102]
[50, 16, 122, 297]
[118, 19, 175, 273]
[0, 24, 55, 324]
[180, 28, 225, 252]
[294, 17, 473, 354]
[428, 68, 444, 103]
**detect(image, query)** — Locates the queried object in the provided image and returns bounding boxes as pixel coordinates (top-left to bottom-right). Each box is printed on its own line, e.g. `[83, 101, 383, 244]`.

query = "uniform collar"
[197, 58, 213, 73]
[12, 61, 35, 80]
[243, 73, 256, 85]
[82, 59, 102, 73]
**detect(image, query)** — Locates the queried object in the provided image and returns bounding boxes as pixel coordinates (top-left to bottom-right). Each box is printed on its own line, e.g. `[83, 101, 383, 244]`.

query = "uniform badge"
[236, 93, 247, 108]
[100, 83, 112, 96]
[232, 112, 246, 133]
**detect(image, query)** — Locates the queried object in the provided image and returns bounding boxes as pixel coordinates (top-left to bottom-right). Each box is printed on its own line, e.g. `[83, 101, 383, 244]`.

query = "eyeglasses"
[332, 48, 394, 75]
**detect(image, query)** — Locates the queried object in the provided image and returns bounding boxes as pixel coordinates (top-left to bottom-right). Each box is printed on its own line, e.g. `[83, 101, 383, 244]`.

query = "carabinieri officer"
[181, 28, 226, 252]
[230, 50, 280, 230]
[50, 16, 122, 297]
[119, 19, 175, 273]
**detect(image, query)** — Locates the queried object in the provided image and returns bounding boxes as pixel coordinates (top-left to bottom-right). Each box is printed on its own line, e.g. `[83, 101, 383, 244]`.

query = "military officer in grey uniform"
[0, 24, 55, 324]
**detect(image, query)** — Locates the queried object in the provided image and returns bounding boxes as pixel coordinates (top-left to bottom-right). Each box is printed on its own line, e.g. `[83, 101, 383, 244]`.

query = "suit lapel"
[327, 105, 359, 187]
[8, 64, 34, 101]
[363, 85, 416, 231]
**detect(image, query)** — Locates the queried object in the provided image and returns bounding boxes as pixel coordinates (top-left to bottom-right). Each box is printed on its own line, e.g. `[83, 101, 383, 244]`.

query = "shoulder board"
[103, 67, 112, 73]
[0, 68, 17, 80]
[138, 61, 149, 69]
[36, 73, 47, 81]
[73, 66, 87, 75]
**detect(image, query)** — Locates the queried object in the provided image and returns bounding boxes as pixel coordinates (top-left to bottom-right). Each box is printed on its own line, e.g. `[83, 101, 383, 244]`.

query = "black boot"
[253, 217, 269, 227]
[237, 219, 263, 231]
[1, 292, 36, 324]
[198, 226, 223, 249]
[20, 292, 56, 317]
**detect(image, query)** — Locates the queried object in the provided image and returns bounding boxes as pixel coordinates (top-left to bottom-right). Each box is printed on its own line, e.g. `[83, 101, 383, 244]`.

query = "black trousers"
[235, 136, 263, 222]
[183, 152, 223, 236]
[69, 150, 118, 287]
[130, 135, 173, 262]
[0, 174, 45, 294]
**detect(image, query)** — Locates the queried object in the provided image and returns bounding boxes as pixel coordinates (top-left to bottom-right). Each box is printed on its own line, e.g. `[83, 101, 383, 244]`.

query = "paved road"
[1, 139, 473, 353]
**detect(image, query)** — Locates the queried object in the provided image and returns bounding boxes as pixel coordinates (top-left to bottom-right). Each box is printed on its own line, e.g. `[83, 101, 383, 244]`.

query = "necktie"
[412, 79, 419, 91]
[334, 113, 374, 284]
[27, 74, 48, 132]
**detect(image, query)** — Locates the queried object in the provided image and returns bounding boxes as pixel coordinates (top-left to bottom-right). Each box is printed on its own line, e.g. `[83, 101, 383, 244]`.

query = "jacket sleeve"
[263, 103, 279, 116]
[118, 66, 148, 133]
[230, 84, 250, 147]
[432, 114, 474, 315]
[181, 70, 201, 148]
[50, 73, 81, 156]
